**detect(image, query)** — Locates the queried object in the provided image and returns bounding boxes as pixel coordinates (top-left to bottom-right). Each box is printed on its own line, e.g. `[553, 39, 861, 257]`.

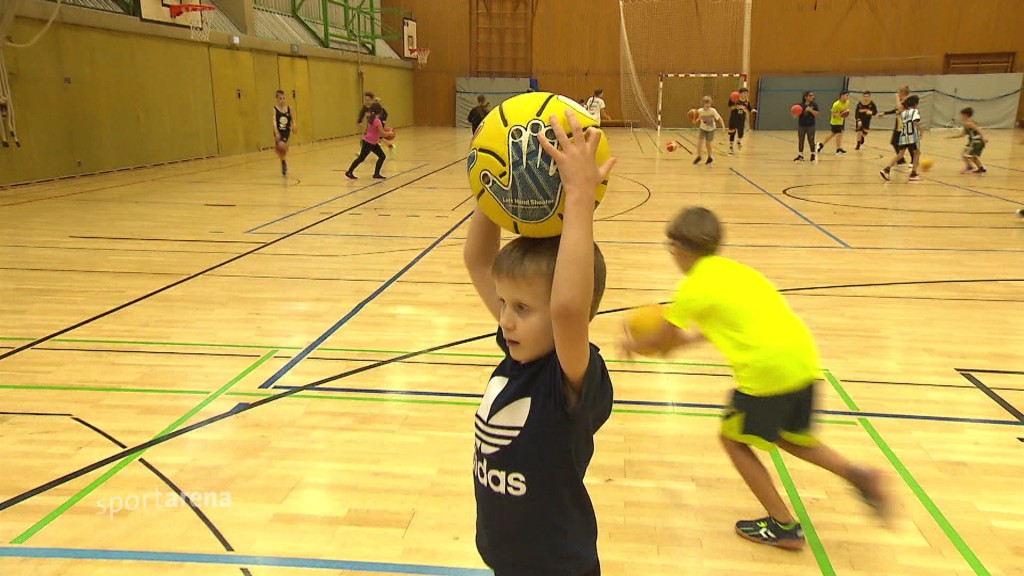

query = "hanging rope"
[0, 0, 64, 148]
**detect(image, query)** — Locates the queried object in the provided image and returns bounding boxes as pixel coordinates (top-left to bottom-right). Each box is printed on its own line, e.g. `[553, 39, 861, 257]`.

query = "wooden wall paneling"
[383, 0, 473, 126]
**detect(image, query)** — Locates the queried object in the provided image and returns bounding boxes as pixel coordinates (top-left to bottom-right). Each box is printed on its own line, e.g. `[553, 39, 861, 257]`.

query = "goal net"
[658, 73, 746, 131]
[619, 0, 748, 132]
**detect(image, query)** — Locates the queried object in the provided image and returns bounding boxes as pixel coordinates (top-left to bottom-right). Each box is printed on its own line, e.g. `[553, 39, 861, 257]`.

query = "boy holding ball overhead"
[463, 110, 616, 576]
[621, 206, 889, 550]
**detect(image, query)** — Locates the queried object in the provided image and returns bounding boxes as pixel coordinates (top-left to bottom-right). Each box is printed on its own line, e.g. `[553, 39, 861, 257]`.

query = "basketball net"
[411, 48, 430, 68]
[170, 4, 215, 42]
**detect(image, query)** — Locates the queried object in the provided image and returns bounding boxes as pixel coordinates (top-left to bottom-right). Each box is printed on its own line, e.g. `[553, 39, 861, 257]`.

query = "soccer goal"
[657, 73, 746, 140]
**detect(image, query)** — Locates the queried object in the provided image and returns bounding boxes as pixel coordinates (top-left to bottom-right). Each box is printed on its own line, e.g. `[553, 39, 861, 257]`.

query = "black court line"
[2, 277, 1020, 509]
[4, 411, 251, 576]
[69, 418, 252, 576]
[0, 410, 72, 417]
[596, 174, 651, 221]
[0, 333, 495, 512]
[957, 368, 1024, 376]
[70, 236, 264, 245]
[0, 158, 465, 363]
[958, 370, 1024, 422]
[782, 184, 1011, 214]
[11, 346, 1024, 394]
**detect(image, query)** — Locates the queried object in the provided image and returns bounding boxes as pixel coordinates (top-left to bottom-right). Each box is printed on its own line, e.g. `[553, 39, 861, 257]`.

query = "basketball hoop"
[411, 47, 430, 68]
[169, 4, 215, 42]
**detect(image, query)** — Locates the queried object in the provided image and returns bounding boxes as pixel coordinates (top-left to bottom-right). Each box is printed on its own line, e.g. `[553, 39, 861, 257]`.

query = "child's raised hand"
[538, 110, 616, 200]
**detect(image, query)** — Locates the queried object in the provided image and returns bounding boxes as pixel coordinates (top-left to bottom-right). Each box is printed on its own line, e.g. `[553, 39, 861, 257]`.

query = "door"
[277, 55, 312, 145]
[209, 48, 258, 155]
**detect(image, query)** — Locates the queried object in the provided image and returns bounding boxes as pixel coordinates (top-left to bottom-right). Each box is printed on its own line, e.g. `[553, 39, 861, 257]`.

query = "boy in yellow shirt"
[622, 206, 888, 550]
[816, 91, 850, 155]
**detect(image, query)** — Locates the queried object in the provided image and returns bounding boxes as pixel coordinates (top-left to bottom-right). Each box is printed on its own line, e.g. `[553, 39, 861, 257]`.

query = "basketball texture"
[626, 304, 673, 356]
[467, 92, 611, 237]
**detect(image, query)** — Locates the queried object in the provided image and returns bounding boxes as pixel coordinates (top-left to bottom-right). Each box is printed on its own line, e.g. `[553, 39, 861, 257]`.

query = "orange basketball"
[730, 91, 741, 102]
[665, 140, 678, 152]
[688, 108, 700, 122]
[841, 109, 851, 118]
[790, 104, 803, 117]
[382, 127, 396, 141]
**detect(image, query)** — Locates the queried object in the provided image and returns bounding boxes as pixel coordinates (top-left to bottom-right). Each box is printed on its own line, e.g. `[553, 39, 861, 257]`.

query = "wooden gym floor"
[1, 125, 1022, 576]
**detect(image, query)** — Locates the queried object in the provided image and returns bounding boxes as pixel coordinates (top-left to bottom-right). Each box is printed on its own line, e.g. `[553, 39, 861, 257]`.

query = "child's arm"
[969, 120, 989, 143]
[716, 110, 725, 129]
[463, 206, 502, 322]
[538, 111, 616, 400]
[806, 104, 819, 117]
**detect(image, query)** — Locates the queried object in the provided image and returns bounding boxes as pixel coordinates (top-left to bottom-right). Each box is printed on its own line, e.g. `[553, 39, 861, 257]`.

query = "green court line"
[9, 350, 278, 545]
[824, 371, 990, 576]
[0, 383, 859, 425]
[0, 335, 732, 368]
[771, 448, 835, 575]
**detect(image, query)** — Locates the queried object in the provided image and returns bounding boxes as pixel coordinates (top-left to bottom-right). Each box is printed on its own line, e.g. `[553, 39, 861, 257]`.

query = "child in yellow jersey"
[621, 206, 889, 551]
[816, 91, 850, 155]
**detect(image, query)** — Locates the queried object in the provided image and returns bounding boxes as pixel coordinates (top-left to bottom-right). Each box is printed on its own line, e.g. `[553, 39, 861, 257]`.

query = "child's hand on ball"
[538, 110, 616, 201]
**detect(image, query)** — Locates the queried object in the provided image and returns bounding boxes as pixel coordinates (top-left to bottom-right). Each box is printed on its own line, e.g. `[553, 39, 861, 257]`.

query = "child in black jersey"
[273, 90, 295, 175]
[728, 87, 754, 154]
[855, 92, 878, 150]
[463, 111, 616, 576]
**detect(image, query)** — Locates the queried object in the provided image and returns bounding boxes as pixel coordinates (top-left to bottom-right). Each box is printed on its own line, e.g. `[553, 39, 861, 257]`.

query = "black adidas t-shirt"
[474, 329, 613, 576]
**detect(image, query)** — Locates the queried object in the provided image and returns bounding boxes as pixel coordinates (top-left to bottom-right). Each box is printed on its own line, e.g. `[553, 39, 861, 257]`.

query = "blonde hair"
[492, 236, 606, 319]
[666, 206, 722, 257]
[702, 95, 712, 104]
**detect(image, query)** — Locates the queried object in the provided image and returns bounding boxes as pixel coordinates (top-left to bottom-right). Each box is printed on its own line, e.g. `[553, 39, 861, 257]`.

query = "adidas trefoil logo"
[474, 376, 530, 496]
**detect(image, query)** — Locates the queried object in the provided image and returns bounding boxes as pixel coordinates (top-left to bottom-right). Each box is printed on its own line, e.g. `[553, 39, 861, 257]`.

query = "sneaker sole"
[735, 527, 806, 551]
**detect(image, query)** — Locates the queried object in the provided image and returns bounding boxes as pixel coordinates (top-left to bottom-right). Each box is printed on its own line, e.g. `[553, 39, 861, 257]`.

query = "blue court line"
[256, 211, 473, 388]
[0, 547, 491, 575]
[730, 168, 852, 248]
[924, 177, 1024, 206]
[273, 385, 1022, 427]
[244, 163, 429, 233]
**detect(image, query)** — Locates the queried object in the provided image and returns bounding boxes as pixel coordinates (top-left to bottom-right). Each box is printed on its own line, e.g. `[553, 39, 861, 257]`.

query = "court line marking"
[53, 416, 250, 572]
[825, 372, 991, 576]
[10, 350, 278, 544]
[958, 370, 1023, 422]
[730, 168, 851, 248]
[244, 163, 429, 233]
[0, 383, 856, 427]
[256, 210, 472, 389]
[772, 449, 834, 575]
[1, 379, 1013, 427]
[0, 547, 492, 575]
[0, 158, 466, 364]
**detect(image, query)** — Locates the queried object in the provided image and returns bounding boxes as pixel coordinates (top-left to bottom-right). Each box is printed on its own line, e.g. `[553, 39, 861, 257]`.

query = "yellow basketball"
[919, 157, 933, 171]
[467, 92, 611, 237]
[626, 304, 672, 355]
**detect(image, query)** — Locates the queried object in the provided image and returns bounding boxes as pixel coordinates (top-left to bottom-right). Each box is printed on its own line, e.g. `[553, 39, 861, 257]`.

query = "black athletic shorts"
[721, 384, 816, 450]
[278, 130, 291, 143]
[897, 143, 918, 153]
[830, 124, 844, 134]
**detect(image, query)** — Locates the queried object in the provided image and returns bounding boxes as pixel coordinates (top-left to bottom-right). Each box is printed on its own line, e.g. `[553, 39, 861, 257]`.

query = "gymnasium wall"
[748, 0, 1024, 124]
[1, 10, 413, 186]
[388, 0, 1023, 127]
